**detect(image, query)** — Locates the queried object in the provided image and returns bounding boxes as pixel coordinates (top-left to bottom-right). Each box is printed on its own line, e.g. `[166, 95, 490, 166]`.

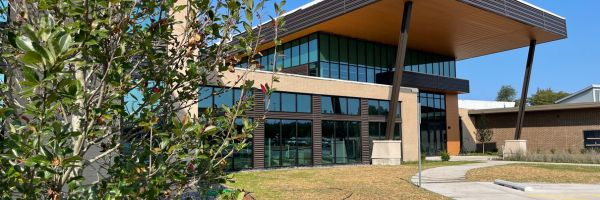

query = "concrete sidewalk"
[411, 161, 600, 200]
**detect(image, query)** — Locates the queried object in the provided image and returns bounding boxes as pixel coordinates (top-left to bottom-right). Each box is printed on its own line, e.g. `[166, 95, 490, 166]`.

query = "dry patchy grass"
[227, 161, 475, 200]
[466, 164, 600, 184]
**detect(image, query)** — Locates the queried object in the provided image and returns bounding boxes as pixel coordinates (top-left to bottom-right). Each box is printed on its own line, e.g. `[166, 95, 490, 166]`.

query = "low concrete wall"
[371, 140, 402, 165]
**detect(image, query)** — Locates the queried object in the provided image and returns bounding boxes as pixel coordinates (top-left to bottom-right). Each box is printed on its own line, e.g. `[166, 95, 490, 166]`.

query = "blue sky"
[264, 0, 598, 100]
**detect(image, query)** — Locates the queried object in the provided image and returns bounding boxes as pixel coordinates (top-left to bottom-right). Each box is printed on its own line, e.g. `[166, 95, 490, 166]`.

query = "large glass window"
[330, 63, 339, 79]
[235, 32, 458, 82]
[281, 93, 296, 112]
[267, 92, 281, 112]
[349, 65, 358, 81]
[266, 92, 311, 113]
[320, 33, 329, 61]
[264, 119, 313, 167]
[309, 34, 318, 63]
[339, 37, 349, 64]
[267, 49, 275, 71]
[584, 131, 600, 150]
[419, 91, 447, 155]
[321, 96, 360, 116]
[198, 86, 253, 111]
[322, 121, 361, 164]
[283, 43, 292, 68]
[358, 67, 366, 82]
[291, 40, 300, 67]
[297, 94, 312, 113]
[340, 64, 349, 80]
[369, 122, 401, 140]
[320, 62, 330, 78]
[226, 118, 253, 170]
[276, 46, 283, 70]
[300, 37, 309, 65]
[368, 99, 400, 116]
[330, 35, 339, 63]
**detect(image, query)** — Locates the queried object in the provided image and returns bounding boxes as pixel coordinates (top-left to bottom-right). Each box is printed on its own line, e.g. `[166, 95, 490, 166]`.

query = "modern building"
[209, 0, 568, 170]
[555, 84, 600, 104]
[0, 1, 568, 170]
[462, 85, 600, 154]
[459, 100, 516, 110]
[466, 102, 600, 153]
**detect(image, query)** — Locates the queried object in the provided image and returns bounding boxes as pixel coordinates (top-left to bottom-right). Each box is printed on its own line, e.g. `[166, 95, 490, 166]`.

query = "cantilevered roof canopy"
[252, 0, 566, 60]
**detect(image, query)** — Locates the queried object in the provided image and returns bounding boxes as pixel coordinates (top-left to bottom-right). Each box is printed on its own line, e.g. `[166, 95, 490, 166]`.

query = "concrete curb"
[494, 179, 533, 191]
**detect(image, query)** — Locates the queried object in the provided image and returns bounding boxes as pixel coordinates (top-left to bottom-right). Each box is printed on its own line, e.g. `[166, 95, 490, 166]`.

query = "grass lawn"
[460, 152, 499, 156]
[226, 161, 476, 200]
[466, 164, 600, 184]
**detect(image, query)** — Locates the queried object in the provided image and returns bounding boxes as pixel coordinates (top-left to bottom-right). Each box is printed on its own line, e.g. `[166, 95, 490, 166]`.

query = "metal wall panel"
[232, 0, 378, 45]
[377, 71, 470, 93]
[360, 99, 371, 164]
[460, 0, 567, 36]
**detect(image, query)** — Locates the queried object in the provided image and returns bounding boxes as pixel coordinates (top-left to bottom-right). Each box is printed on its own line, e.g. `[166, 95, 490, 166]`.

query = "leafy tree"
[496, 85, 516, 102]
[527, 88, 570, 105]
[0, 0, 285, 198]
[474, 115, 493, 153]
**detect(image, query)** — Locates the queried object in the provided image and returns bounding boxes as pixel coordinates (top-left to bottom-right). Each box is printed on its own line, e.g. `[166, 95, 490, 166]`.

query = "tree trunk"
[482, 143, 485, 154]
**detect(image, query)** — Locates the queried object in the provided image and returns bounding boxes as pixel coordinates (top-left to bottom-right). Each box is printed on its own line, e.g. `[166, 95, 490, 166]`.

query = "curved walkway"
[411, 161, 600, 200]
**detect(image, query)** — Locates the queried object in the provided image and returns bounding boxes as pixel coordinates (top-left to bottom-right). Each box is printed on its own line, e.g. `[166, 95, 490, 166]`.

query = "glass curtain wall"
[321, 96, 360, 115]
[236, 32, 456, 82]
[264, 119, 313, 168]
[322, 121, 361, 164]
[237, 33, 319, 71]
[198, 86, 253, 111]
[367, 99, 400, 117]
[418, 92, 447, 155]
[226, 118, 253, 170]
[266, 92, 311, 113]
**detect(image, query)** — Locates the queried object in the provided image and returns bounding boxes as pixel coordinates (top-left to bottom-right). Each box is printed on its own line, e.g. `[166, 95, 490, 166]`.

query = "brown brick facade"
[471, 107, 600, 153]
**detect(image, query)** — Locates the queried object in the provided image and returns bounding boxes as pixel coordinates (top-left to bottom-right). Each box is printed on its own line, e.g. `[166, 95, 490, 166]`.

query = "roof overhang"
[249, 0, 567, 60]
[469, 102, 600, 115]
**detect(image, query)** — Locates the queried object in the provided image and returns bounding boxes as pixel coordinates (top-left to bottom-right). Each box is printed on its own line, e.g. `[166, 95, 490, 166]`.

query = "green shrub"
[504, 151, 600, 164]
[440, 152, 450, 162]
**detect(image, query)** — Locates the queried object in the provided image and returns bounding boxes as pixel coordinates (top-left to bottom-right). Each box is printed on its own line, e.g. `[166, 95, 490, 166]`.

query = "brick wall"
[471, 107, 600, 153]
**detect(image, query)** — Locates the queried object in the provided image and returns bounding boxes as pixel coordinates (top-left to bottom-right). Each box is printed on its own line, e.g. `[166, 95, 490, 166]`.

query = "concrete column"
[446, 94, 461, 155]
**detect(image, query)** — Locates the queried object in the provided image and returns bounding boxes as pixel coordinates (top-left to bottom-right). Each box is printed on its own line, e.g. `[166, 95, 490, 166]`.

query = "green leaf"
[22, 24, 40, 43]
[58, 34, 73, 53]
[25, 155, 49, 167]
[21, 52, 44, 68]
[204, 125, 218, 135]
[62, 156, 82, 165]
[15, 36, 35, 52]
[22, 67, 39, 84]
[32, 42, 52, 63]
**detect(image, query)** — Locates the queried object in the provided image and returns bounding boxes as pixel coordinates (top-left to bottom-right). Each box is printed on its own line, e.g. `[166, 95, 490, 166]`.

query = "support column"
[514, 40, 536, 140]
[385, 1, 413, 139]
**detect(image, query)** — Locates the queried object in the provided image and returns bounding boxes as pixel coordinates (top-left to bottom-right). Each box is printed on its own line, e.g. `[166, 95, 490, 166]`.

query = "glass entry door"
[420, 121, 447, 156]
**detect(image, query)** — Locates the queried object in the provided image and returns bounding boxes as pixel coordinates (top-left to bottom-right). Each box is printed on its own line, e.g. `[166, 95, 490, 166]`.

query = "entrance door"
[420, 122, 447, 156]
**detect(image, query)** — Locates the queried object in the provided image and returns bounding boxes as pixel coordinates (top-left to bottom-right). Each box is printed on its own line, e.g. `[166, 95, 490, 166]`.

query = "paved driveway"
[410, 161, 600, 200]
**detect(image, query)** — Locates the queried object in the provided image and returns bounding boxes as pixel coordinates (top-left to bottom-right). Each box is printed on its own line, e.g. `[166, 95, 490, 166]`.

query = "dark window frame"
[266, 91, 312, 113]
[264, 119, 314, 168]
[584, 130, 600, 150]
[321, 95, 360, 116]
[367, 99, 401, 117]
